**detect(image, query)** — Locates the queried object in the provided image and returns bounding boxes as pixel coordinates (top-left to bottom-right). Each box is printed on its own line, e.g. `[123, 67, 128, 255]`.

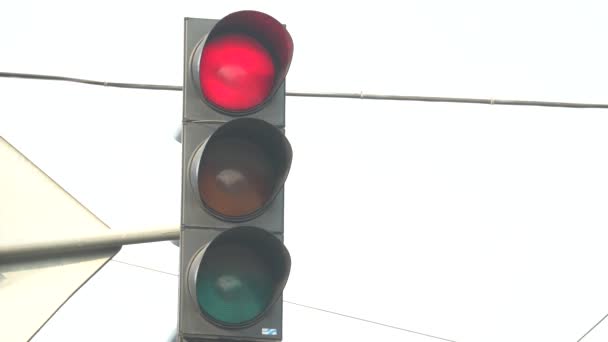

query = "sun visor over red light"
[196, 11, 294, 113]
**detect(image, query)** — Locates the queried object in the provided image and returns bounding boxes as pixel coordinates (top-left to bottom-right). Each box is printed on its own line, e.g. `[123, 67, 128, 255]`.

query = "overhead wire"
[578, 312, 608, 341]
[109, 259, 457, 341]
[283, 300, 457, 342]
[0, 72, 182, 91]
[4, 70, 606, 340]
[2, 71, 608, 109]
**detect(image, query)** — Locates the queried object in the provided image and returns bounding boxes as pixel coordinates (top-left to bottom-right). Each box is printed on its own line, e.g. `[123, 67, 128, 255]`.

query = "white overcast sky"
[2, 1, 608, 341]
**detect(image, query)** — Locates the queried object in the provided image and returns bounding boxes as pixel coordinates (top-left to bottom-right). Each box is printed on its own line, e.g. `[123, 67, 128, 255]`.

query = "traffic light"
[179, 11, 293, 341]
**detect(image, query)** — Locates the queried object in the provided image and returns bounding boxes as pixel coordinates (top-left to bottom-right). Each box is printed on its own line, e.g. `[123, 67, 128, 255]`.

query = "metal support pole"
[0, 226, 180, 262]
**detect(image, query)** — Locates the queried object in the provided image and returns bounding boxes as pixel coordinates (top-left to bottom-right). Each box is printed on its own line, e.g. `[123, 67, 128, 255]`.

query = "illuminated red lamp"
[195, 11, 294, 114]
[200, 34, 275, 111]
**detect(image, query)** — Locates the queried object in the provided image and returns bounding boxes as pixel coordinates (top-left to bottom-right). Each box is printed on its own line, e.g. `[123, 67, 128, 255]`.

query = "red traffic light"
[180, 11, 293, 341]
[192, 11, 294, 114]
[200, 33, 276, 112]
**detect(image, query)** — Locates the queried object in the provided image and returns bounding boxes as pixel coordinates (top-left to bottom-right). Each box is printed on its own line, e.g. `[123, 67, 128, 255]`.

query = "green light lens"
[196, 242, 275, 325]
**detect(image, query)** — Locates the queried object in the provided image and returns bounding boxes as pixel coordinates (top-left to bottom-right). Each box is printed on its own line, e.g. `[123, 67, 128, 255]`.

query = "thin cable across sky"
[2, 71, 608, 109]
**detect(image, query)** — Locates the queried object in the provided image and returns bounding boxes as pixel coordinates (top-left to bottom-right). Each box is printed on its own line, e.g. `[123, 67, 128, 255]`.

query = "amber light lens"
[195, 119, 291, 220]
[199, 33, 276, 112]
[198, 137, 275, 218]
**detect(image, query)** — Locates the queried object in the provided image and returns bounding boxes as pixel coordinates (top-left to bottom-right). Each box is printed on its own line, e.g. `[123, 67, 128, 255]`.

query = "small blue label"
[262, 328, 278, 336]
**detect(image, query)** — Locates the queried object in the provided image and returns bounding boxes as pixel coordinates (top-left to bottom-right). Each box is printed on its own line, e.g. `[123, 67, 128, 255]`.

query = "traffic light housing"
[179, 11, 293, 341]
